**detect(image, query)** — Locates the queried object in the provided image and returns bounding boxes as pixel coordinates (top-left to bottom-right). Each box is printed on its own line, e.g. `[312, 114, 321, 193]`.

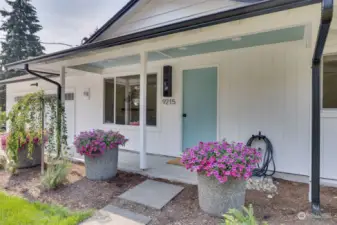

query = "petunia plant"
[1, 132, 48, 151]
[74, 129, 128, 157]
[181, 141, 262, 183]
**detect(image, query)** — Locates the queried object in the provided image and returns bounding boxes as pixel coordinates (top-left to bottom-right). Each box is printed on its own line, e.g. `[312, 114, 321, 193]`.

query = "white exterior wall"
[7, 40, 313, 177]
[321, 112, 337, 181]
[322, 4, 337, 183]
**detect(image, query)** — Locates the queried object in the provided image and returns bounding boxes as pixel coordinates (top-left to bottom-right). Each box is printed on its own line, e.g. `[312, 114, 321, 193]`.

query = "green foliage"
[0, 0, 45, 65]
[0, 191, 92, 225]
[0, 111, 7, 129]
[41, 160, 70, 190]
[6, 91, 68, 172]
[7, 91, 44, 164]
[222, 205, 268, 225]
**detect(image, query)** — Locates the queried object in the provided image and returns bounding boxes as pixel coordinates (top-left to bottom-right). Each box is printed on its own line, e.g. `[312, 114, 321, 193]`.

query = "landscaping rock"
[0, 154, 7, 169]
[246, 176, 278, 194]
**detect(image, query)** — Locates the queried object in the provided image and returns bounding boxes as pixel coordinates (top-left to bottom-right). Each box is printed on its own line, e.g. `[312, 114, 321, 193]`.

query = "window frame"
[103, 72, 160, 128]
[322, 58, 337, 111]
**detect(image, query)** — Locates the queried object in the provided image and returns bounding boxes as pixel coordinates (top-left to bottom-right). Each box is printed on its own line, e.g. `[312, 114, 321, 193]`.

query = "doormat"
[167, 157, 184, 167]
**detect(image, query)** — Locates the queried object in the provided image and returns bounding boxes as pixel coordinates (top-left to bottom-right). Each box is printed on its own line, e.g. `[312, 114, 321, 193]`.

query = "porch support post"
[59, 66, 66, 156]
[125, 80, 130, 125]
[311, 60, 321, 214]
[60, 66, 66, 104]
[311, 0, 333, 215]
[139, 52, 148, 170]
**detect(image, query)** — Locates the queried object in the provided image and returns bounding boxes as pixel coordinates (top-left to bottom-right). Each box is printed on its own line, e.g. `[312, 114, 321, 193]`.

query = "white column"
[60, 66, 66, 104]
[59, 66, 66, 155]
[125, 80, 129, 125]
[139, 52, 148, 170]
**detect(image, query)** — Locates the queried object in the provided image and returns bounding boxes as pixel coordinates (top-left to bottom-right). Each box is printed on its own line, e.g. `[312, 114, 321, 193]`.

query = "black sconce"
[163, 65, 172, 97]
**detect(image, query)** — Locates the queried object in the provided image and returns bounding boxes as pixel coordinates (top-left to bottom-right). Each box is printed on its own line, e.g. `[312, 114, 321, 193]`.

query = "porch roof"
[70, 25, 305, 73]
[4, 0, 319, 73]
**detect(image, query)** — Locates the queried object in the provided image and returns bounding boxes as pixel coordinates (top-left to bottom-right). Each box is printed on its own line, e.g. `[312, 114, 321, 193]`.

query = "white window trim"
[102, 72, 161, 129]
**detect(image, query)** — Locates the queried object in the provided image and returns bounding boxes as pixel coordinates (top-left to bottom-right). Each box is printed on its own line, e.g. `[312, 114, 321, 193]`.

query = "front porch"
[73, 150, 197, 185]
[118, 151, 197, 185]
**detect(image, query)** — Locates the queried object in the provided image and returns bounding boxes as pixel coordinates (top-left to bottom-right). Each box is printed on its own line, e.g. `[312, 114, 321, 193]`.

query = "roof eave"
[84, 0, 140, 44]
[5, 0, 321, 70]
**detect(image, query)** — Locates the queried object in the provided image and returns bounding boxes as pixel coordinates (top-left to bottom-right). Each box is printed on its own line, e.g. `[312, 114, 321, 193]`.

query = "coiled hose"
[246, 132, 276, 177]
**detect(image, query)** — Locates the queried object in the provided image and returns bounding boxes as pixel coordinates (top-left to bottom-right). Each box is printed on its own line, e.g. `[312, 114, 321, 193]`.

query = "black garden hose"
[246, 132, 276, 177]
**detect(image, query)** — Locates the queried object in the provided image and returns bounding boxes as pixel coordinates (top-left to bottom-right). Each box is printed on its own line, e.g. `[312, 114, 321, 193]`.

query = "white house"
[1, 0, 337, 213]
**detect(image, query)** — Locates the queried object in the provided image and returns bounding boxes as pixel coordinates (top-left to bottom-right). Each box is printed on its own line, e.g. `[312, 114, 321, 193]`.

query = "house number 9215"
[162, 99, 176, 105]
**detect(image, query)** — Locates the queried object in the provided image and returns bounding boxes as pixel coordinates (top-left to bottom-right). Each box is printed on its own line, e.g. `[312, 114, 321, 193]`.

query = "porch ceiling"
[70, 25, 305, 72]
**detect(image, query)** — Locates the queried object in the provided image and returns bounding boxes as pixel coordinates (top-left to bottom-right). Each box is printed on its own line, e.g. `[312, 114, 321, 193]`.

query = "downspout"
[311, 0, 333, 215]
[24, 64, 62, 158]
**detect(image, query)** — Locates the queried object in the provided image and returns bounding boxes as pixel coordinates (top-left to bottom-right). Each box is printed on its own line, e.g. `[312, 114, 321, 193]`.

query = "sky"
[0, 0, 129, 53]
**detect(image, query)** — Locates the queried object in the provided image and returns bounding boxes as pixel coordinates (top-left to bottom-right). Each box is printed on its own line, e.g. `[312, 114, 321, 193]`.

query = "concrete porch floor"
[117, 150, 197, 185]
[70, 149, 197, 185]
[2, 147, 197, 185]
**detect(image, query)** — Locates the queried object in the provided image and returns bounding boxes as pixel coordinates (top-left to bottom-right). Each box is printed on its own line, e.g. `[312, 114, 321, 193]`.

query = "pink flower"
[181, 140, 262, 183]
[74, 129, 128, 157]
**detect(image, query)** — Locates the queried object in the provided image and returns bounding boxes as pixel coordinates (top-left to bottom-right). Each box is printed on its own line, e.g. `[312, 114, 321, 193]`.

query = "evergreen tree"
[0, 0, 45, 65]
[0, 0, 44, 112]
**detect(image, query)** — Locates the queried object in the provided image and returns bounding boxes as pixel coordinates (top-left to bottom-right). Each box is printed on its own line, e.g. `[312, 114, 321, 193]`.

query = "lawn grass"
[0, 191, 92, 225]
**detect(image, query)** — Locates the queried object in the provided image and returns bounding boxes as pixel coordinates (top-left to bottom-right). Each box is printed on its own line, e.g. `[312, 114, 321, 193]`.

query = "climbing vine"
[6, 90, 67, 166]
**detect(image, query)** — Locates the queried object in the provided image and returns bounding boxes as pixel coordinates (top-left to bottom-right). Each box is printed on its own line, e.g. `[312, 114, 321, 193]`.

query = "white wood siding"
[321, 112, 337, 180]
[94, 0, 252, 42]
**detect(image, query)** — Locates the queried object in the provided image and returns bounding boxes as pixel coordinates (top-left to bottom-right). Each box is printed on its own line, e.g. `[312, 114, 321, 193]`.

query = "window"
[323, 62, 337, 109]
[147, 74, 157, 126]
[116, 75, 140, 125]
[104, 74, 157, 126]
[104, 79, 115, 123]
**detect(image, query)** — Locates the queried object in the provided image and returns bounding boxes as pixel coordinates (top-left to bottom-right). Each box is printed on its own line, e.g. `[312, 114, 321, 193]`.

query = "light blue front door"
[182, 67, 217, 151]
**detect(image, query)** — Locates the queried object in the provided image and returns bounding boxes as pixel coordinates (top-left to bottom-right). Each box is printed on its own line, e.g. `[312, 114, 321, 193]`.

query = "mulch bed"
[1, 164, 337, 224]
[0, 164, 146, 210]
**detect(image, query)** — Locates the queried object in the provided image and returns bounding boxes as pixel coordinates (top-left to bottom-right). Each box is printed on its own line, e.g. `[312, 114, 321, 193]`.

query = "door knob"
[183, 113, 187, 117]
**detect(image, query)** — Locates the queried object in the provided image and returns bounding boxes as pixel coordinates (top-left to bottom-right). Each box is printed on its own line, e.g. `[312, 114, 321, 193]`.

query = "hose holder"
[247, 131, 276, 177]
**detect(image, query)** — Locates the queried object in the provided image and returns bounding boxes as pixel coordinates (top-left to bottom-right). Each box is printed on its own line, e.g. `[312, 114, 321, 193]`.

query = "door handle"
[183, 113, 187, 118]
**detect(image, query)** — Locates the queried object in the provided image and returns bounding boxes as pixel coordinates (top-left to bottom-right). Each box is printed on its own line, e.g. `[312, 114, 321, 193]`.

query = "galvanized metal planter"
[17, 145, 42, 169]
[197, 173, 246, 217]
[84, 148, 119, 181]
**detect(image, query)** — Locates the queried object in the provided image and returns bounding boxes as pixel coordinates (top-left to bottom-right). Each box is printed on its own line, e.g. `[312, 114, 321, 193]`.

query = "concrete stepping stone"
[81, 205, 151, 225]
[119, 180, 184, 209]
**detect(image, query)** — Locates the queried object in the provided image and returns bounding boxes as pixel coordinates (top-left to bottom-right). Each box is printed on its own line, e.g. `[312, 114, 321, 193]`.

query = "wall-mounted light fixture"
[30, 82, 38, 87]
[163, 65, 172, 97]
[83, 88, 90, 100]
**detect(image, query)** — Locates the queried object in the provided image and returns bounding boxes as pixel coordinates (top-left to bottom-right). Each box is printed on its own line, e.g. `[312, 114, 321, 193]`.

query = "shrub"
[41, 159, 70, 190]
[222, 205, 268, 225]
[181, 141, 261, 183]
[0, 111, 6, 131]
[74, 129, 128, 157]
